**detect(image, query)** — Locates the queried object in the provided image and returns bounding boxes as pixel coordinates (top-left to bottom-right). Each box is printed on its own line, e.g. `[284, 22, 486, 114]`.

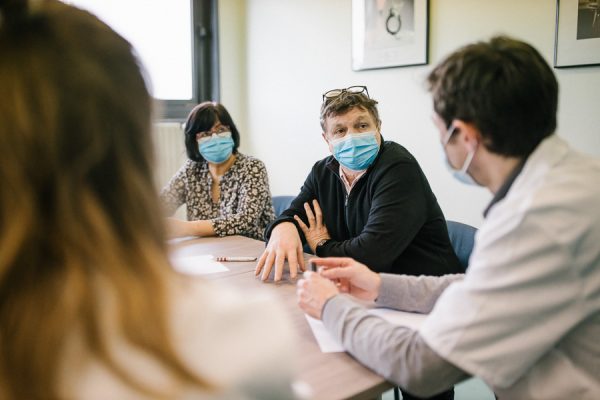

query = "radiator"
[152, 122, 187, 189]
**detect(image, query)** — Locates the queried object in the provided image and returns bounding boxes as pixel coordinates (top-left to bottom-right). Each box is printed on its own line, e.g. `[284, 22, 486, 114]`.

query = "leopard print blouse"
[160, 153, 275, 240]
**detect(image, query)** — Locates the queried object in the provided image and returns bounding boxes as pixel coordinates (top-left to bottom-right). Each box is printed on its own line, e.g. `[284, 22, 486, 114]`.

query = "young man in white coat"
[297, 36, 600, 400]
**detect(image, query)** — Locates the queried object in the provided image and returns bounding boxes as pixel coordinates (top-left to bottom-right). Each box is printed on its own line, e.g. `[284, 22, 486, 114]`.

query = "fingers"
[294, 215, 309, 235]
[303, 202, 316, 227]
[255, 249, 268, 276]
[296, 278, 311, 313]
[260, 250, 276, 281]
[273, 251, 286, 282]
[320, 267, 354, 280]
[297, 246, 306, 272]
[308, 257, 356, 269]
[312, 199, 323, 228]
[288, 249, 299, 279]
[296, 273, 315, 302]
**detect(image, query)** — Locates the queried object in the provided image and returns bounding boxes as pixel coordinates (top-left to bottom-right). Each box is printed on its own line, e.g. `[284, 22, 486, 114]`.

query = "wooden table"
[169, 235, 394, 400]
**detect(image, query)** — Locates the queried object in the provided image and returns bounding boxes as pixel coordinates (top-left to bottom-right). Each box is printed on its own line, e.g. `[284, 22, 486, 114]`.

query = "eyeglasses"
[322, 86, 369, 102]
[196, 125, 230, 139]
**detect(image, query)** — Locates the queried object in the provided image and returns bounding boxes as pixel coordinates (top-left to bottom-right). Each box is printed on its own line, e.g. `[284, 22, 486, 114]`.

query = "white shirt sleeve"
[419, 209, 589, 389]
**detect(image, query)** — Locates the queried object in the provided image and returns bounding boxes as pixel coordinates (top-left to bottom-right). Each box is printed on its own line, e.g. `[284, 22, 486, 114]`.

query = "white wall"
[218, 0, 249, 152]
[222, 0, 600, 228]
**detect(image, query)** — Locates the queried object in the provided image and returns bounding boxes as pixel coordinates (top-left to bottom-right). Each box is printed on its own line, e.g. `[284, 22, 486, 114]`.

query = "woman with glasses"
[161, 102, 275, 240]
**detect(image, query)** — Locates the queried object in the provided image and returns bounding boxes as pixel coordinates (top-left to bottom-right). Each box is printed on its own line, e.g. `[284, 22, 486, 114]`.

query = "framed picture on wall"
[352, 0, 429, 70]
[554, 0, 600, 67]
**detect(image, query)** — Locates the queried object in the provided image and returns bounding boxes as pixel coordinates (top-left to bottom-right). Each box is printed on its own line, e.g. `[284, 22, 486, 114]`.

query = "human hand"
[255, 222, 305, 282]
[293, 199, 331, 253]
[297, 271, 340, 319]
[310, 257, 381, 302]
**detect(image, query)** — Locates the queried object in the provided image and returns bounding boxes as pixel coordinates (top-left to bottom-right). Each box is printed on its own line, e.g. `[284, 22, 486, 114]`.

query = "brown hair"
[320, 91, 381, 132]
[427, 35, 558, 157]
[0, 1, 211, 398]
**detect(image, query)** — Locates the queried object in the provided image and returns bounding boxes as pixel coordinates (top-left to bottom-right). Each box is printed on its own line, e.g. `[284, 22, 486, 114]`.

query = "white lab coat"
[420, 135, 600, 399]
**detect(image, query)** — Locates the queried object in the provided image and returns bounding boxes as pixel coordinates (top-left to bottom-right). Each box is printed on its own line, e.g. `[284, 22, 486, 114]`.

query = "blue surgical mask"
[441, 125, 478, 186]
[198, 132, 234, 164]
[331, 132, 379, 171]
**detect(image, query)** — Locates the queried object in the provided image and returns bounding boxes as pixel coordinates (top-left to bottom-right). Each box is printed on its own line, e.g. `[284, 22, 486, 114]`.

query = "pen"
[215, 256, 257, 262]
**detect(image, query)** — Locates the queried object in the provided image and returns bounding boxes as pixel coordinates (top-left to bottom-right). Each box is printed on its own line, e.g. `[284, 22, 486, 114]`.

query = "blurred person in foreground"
[298, 36, 600, 399]
[0, 1, 295, 399]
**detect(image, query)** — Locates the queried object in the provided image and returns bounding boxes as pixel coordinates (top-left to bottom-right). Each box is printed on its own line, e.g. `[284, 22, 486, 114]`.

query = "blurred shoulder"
[169, 277, 296, 384]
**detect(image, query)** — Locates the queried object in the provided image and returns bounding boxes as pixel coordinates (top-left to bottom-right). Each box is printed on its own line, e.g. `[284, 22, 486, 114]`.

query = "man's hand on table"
[255, 222, 305, 282]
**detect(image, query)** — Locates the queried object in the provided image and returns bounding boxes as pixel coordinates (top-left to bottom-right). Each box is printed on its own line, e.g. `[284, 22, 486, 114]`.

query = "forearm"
[211, 213, 256, 237]
[376, 273, 464, 313]
[168, 218, 215, 238]
[322, 295, 469, 397]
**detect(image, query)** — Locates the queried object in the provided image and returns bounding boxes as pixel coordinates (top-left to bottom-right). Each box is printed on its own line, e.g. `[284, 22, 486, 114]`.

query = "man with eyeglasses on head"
[257, 86, 461, 288]
[257, 88, 462, 399]
[257, 85, 462, 339]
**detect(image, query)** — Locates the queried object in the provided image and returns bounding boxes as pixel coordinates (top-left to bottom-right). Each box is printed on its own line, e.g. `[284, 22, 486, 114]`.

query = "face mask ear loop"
[460, 143, 476, 174]
[443, 125, 456, 147]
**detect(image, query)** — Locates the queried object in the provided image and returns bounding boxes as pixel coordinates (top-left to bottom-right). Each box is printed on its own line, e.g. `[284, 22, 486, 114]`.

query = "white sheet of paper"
[170, 254, 229, 275]
[306, 307, 427, 353]
[305, 315, 345, 352]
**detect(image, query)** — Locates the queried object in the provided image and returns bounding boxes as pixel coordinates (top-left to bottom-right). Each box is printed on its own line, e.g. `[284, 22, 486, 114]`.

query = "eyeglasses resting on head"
[322, 85, 369, 102]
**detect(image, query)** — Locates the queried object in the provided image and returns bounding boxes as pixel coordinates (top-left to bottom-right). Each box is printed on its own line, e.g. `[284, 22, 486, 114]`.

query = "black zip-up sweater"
[265, 141, 462, 276]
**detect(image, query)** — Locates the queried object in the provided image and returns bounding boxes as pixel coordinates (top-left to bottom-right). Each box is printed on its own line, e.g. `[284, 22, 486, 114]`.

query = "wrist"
[372, 273, 382, 301]
[321, 293, 339, 320]
[315, 238, 331, 255]
[189, 220, 202, 236]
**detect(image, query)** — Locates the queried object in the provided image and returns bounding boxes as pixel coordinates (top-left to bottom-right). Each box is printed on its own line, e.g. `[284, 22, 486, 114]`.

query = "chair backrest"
[446, 220, 477, 271]
[272, 195, 295, 217]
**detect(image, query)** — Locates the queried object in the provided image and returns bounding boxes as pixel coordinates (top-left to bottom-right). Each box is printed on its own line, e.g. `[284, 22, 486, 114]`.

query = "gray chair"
[446, 220, 477, 272]
[272, 195, 295, 217]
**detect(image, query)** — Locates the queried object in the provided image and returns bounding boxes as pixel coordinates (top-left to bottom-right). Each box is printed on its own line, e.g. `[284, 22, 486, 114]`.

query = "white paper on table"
[170, 254, 229, 275]
[306, 307, 427, 353]
[305, 315, 345, 352]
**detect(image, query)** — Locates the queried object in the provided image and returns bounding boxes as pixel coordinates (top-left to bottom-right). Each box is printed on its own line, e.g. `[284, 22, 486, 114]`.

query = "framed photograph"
[554, 0, 600, 67]
[352, 0, 429, 71]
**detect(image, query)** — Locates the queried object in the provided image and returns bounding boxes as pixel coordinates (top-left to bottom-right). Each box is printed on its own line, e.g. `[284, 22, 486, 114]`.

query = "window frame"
[159, 0, 220, 121]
